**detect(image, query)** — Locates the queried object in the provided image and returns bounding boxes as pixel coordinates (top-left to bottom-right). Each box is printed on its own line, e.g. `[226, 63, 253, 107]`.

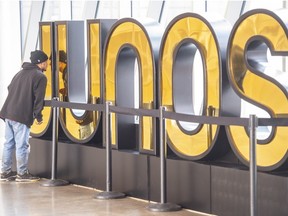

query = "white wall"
[0, 1, 22, 161]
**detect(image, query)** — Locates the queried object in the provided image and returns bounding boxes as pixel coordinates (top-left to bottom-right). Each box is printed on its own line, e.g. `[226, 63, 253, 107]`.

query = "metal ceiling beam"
[21, 1, 45, 62]
[225, 0, 246, 25]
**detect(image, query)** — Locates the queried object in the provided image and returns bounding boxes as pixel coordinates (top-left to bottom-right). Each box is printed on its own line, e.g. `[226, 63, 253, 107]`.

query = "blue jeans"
[1, 119, 30, 175]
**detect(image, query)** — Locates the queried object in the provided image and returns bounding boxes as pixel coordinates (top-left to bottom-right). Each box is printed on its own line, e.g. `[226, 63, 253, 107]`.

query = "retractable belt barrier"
[43, 99, 288, 215]
[41, 98, 69, 187]
[44, 100, 288, 127]
[49, 100, 105, 112]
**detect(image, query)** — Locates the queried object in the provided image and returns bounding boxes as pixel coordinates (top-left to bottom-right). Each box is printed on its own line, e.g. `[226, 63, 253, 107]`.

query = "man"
[0, 50, 48, 182]
[58, 50, 67, 99]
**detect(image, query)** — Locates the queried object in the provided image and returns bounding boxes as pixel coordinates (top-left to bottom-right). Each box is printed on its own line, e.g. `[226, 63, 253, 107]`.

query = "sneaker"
[0, 171, 17, 181]
[15, 171, 40, 182]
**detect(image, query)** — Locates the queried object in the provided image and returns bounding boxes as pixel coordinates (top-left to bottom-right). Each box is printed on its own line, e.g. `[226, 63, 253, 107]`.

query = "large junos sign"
[32, 9, 288, 171]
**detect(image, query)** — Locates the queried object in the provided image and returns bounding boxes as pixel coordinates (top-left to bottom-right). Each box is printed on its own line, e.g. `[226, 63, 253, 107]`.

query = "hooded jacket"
[0, 62, 47, 127]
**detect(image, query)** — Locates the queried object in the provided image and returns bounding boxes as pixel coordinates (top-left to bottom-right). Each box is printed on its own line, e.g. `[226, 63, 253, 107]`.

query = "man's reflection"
[56, 50, 94, 139]
[58, 50, 68, 100]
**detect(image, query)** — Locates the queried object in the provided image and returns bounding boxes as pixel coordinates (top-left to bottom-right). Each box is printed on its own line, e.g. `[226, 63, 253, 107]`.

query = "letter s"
[226, 9, 288, 171]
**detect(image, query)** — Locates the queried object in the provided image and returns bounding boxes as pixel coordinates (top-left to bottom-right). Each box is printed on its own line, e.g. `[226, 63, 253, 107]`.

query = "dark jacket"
[0, 62, 47, 127]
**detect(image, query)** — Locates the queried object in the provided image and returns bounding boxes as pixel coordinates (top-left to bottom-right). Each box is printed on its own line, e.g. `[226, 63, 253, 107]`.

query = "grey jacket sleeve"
[33, 75, 47, 122]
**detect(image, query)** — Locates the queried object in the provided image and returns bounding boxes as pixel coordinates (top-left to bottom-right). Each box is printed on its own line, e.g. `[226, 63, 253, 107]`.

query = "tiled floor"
[0, 179, 215, 216]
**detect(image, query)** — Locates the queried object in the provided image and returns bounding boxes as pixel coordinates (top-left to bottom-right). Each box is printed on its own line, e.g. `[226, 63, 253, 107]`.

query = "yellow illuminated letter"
[160, 13, 231, 159]
[31, 23, 53, 137]
[104, 18, 162, 153]
[56, 21, 99, 143]
[227, 9, 288, 171]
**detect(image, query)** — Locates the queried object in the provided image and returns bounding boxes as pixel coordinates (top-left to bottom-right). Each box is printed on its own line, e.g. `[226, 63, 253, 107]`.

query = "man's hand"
[59, 88, 66, 95]
[35, 120, 43, 125]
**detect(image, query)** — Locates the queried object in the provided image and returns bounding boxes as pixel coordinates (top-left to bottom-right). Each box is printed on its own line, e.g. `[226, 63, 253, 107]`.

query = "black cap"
[59, 50, 67, 63]
[30, 50, 48, 64]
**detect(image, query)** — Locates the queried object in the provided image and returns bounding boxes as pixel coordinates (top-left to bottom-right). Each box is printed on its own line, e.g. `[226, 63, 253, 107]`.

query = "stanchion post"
[160, 105, 167, 204]
[106, 101, 111, 192]
[207, 105, 215, 148]
[147, 106, 181, 212]
[95, 101, 125, 199]
[249, 114, 257, 216]
[41, 97, 69, 187]
[51, 97, 58, 180]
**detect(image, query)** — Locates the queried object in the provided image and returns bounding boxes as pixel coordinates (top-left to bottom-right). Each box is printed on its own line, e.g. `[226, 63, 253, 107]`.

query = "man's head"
[59, 50, 67, 64]
[30, 50, 49, 71]
[58, 50, 67, 73]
